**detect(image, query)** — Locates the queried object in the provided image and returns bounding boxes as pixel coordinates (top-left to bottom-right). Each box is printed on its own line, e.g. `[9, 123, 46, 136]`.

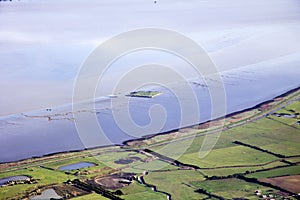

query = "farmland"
[191, 178, 278, 199]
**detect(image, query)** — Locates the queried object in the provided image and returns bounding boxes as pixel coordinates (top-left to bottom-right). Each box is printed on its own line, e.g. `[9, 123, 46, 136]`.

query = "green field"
[179, 145, 278, 168]
[214, 117, 300, 157]
[72, 192, 109, 200]
[200, 160, 287, 177]
[151, 115, 300, 167]
[191, 178, 278, 199]
[285, 156, 300, 164]
[121, 181, 166, 200]
[143, 170, 207, 200]
[246, 165, 300, 179]
[123, 159, 179, 173]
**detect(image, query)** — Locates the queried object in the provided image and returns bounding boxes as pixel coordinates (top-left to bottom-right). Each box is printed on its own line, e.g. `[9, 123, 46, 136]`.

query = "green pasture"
[144, 170, 206, 200]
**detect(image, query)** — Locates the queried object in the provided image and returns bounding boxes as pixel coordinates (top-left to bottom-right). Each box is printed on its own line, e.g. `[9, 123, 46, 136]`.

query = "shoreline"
[122, 85, 300, 146]
[1, 85, 299, 165]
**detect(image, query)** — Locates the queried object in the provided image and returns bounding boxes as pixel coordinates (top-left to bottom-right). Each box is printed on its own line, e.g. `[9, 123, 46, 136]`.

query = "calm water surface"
[30, 189, 61, 200]
[58, 162, 96, 171]
[0, 175, 30, 186]
[0, 63, 299, 163]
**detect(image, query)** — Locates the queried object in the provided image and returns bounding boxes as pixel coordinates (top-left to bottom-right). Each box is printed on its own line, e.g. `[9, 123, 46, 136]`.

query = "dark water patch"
[58, 162, 96, 171]
[114, 156, 142, 165]
[0, 175, 30, 186]
[30, 189, 61, 200]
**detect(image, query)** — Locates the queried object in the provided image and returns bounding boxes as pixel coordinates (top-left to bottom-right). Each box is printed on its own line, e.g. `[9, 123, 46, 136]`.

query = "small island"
[126, 91, 162, 98]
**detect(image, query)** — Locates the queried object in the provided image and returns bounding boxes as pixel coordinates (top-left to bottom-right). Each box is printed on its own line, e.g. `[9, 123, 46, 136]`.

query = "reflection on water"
[0, 175, 30, 186]
[30, 189, 61, 200]
[0, 64, 299, 163]
[58, 162, 96, 171]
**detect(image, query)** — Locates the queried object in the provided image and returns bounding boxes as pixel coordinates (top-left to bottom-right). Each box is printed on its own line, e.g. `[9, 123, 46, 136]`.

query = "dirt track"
[260, 175, 300, 194]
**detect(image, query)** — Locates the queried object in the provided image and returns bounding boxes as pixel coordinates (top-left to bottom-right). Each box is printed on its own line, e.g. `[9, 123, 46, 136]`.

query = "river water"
[0, 61, 299, 163]
[0, 0, 300, 162]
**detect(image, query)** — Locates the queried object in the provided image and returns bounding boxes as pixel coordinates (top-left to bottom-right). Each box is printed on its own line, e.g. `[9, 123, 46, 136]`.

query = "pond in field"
[58, 162, 96, 171]
[0, 175, 30, 186]
[30, 189, 61, 200]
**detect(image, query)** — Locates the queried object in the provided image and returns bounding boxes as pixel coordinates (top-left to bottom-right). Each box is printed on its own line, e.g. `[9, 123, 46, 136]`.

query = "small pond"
[58, 162, 96, 170]
[30, 189, 61, 200]
[0, 175, 30, 186]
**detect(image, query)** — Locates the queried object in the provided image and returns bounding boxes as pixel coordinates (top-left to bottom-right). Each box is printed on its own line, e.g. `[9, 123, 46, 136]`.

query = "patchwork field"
[120, 181, 166, 200]
[0, 167, 75, 198]
[246, 165, 300, 179]
[143, 170, 207, 200]
[191, 178, 278, 199]
[200, 160, 286, 177]
[179, 145, 278, 168]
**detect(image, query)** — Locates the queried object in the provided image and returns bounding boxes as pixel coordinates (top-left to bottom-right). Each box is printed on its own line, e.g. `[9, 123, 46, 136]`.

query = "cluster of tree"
[206, 173, 245, 180]
[72, 179, 123, 200]
[143, 148, 200, 170]
[39, 165, 55, 171]
[194, 188, 225, 200]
